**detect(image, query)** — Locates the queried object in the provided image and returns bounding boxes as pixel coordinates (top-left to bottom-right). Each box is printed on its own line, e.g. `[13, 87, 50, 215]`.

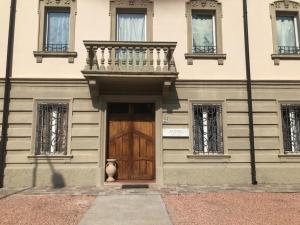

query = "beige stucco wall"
[3, 0, 300, 80]
[0, 1, 10, 78]
[10, 0, 246, 80]
[249, 0, 300, 80]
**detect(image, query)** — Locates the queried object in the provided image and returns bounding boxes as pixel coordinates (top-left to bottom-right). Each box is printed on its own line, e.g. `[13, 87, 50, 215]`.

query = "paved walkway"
[78, 194, 172, 225]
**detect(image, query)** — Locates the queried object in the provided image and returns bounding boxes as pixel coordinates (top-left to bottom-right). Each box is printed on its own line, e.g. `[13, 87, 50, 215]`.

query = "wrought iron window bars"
[43, 44, 69, 52]
[35, 103, 69, 155]
[192, 104, 223, 154]
[281, 104, 300, 154]
[193, 45, 217, 54]
[278, 46, 300, 54]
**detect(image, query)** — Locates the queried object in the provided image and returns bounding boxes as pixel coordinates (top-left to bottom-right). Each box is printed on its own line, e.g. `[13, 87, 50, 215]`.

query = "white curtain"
[192, 14, 214, 51]
[276, 16, 297, 47]
[47, 12, 70, 50]
[117, 13, 146, 41]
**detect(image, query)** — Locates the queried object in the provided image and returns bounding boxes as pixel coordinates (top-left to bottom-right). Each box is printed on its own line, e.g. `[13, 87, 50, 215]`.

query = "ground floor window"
[192, 104, 223, 154]
[281, 104, 300, 154]
[35, 103, 69, 155]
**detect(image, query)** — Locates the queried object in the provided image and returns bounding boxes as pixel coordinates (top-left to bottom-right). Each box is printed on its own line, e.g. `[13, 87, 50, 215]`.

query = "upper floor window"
[35, 103, 69, 155]
[276, 14, 299, 54]
[185, 0, 226, 65]
[34, 0, 77, 63]
[281, 104, 300, 154]
[110, 0, 153, 41]
[45, 10, 70, 52]
[192, 104, 223, 154]
[117, 12, 146, 42]
[270, 0, 300, 65]
[192, 12, 216, 54]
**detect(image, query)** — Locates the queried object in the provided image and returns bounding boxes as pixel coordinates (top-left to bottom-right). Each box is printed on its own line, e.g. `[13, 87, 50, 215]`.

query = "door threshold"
[104, 180, 157, 188]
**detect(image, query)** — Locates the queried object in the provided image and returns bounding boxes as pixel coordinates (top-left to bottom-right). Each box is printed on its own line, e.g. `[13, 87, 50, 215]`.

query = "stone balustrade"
[82, 41, 178, 75]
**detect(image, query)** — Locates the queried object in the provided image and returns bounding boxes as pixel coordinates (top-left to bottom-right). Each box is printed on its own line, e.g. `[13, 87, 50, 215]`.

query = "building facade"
[1, 0, 300, 187]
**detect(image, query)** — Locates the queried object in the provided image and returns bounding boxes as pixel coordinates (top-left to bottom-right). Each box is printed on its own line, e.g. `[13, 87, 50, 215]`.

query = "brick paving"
[0, 194, 95, 225]
[163, 193, 300, 225]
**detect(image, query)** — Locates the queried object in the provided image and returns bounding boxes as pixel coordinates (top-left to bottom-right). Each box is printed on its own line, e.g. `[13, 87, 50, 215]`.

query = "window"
[185, 0, 226, 65]
[281, 104, 300, 154]
[277, 14, 299, 54]
[270, 0, 300, 65]
[34, 0, 77, 63]
[192, 12, 216, 53]
[192, 104, 223, 154]
[35, 103, 69, 155]
[110, 0, 153, 41]
[117, 13, 146, 42]
[44, 10, 70, 52]
[116, 12, 147, 62]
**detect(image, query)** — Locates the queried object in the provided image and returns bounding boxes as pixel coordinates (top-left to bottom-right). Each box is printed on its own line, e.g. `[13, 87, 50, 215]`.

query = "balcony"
[82, 41, 178, 91]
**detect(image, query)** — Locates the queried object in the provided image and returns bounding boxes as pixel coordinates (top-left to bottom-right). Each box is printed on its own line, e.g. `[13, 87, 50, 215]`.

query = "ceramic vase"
[105, 159, 117, 182]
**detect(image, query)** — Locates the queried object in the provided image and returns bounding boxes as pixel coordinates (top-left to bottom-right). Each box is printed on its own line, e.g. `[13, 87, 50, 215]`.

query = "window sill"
[187, 154, 231, 162]
[271, 54, 300, 65]
[278, 154, 300, 158]
[28, 155, 73, 162]
[33, 51, 77, 63]
[185, 53, 226, 65]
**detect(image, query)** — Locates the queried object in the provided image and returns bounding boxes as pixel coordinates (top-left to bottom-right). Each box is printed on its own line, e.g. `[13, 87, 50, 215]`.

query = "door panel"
[107, 103, 155, 180]
[108, 115, 130, 180]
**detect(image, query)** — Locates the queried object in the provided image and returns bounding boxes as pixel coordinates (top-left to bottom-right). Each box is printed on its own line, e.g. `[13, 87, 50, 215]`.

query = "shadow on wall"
[32, 156, 65, 188]
[162, 85, 180, 113]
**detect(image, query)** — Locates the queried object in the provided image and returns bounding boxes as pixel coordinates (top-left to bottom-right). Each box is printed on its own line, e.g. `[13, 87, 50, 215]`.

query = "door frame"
[97, 95, 163, 187]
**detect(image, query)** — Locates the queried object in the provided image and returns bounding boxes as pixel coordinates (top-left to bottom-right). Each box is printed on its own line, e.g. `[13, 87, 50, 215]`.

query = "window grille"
[281, 104, 300, 154]
[35, 103, 69, 155]
[192, 104, 223, 154]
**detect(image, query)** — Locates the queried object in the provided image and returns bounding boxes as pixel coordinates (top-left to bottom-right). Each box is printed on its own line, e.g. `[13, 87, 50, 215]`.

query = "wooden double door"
[107, 103, 155, 180]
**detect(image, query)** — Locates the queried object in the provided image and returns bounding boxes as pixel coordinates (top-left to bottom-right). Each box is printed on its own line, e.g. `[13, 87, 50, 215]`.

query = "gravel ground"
[0, 195, 95, 225]
[163, 193, 300, 225]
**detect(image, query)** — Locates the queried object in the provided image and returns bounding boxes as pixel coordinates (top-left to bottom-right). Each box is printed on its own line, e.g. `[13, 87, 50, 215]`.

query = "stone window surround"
[185, 0, 226, 65]
[187, 100, 231, 161]
[28, 99, 73, 162]
[109, 0, 154, 41]
[270, 0, 300, 65]
[33, 0, 77, 63]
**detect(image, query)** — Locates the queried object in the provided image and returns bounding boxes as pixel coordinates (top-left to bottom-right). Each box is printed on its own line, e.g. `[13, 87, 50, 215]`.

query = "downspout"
[0, 0, 17, 188]
[242, 0, 257, 185]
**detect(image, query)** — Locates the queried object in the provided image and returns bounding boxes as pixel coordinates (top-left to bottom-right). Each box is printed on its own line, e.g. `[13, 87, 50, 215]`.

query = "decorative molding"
[40, 0, 76, 7]
[110, 0, 152, 8]
[273, 0, 300, 9]
[189, 0, 219, 9]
